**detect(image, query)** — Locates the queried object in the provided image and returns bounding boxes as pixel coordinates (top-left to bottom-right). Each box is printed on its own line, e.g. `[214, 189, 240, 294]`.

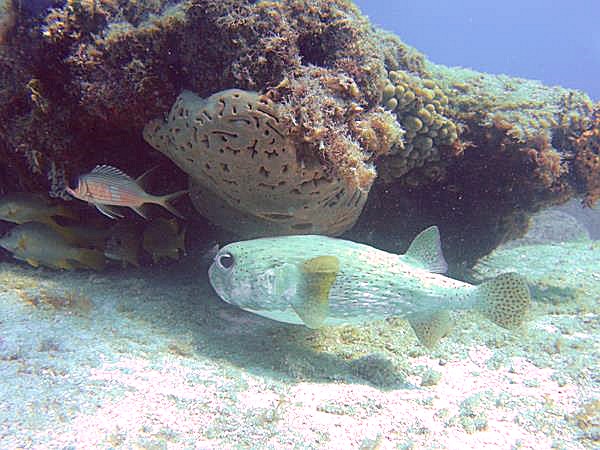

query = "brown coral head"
[572, 114, 600, 207]
[143, 89, 368, 237]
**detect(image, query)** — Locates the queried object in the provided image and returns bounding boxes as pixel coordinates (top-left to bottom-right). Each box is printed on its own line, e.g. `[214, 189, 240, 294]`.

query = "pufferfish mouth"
[208, 265, 228, 300]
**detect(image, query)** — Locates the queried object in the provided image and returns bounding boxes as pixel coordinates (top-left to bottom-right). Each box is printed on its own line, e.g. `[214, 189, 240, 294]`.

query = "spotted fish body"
[209, 227, 531, 347]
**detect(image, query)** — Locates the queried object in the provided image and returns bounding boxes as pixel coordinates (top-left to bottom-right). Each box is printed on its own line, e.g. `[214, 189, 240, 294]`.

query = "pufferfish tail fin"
[474, 272, 531, 329]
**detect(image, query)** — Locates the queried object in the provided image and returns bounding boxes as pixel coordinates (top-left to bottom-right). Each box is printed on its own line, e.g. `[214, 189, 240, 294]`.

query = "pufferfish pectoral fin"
[293, 255, 340, 329]
[407, 309, 453, 349]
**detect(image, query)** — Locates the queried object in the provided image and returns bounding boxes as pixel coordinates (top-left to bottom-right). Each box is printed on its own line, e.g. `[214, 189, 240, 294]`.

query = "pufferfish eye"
[217, 252, 235, 270]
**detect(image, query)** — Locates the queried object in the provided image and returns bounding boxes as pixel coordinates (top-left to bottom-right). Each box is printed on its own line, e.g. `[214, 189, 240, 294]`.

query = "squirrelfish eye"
[68, 174, 80, 190]
[217, 252, 235, 270]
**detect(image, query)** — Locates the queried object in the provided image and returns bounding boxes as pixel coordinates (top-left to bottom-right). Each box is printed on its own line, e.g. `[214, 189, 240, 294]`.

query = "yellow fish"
[0, 193, 112, 252]
[0, 222, 106, 270]
[142, 217, 186, 263]
[51, 223, 111, 250]
[0, 192, 78, 225]
[104, 222, 141, 268]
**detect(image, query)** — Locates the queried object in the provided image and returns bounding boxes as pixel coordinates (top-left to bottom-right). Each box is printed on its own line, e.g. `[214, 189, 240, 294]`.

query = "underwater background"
[0, 1, 598, 449]
[355, 0, 600, 100]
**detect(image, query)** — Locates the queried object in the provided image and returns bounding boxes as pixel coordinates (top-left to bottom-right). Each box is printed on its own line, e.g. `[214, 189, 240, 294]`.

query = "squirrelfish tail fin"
[475, 273, 531, 329]
[155, 190, 187, 219]
[404, 226, 448, 274]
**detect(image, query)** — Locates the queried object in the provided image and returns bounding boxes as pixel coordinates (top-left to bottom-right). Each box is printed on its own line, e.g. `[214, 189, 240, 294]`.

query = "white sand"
[0, 241, 598, 449]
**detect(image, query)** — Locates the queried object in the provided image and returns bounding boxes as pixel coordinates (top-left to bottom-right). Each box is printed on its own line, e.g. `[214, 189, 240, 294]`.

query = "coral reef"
[1, 0, 401, 207]
[0, 0, 189, 197]
[572, 111, 600, 207]
[0, 0, 597, 263]
[355, 64, 598, 266]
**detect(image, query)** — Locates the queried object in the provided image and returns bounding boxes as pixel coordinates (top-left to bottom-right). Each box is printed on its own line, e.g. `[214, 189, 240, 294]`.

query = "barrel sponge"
[143, 89, 368, 237]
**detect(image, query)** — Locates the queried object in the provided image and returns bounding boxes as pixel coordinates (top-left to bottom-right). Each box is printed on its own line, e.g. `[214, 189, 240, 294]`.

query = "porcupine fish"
[208, 226, 531, 348]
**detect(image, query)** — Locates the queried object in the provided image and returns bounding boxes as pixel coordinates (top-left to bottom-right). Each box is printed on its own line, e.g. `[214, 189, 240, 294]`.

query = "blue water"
[355, 0, 600, 100]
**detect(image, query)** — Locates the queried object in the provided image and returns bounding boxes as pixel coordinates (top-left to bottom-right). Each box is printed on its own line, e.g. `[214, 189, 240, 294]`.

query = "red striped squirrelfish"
[66, 165, 187, 219]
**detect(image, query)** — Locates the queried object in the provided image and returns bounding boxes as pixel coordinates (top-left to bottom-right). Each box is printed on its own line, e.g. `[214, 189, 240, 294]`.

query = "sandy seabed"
[0, 239, 598, 449]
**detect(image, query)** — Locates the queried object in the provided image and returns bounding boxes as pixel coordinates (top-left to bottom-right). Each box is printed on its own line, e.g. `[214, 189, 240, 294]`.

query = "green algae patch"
[427, 63, 594, 143]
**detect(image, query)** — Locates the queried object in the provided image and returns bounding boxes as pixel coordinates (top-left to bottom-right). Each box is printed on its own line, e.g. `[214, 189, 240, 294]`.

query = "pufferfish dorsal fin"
[293, 255, 340, 329]
[404, 225, 448, 274]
